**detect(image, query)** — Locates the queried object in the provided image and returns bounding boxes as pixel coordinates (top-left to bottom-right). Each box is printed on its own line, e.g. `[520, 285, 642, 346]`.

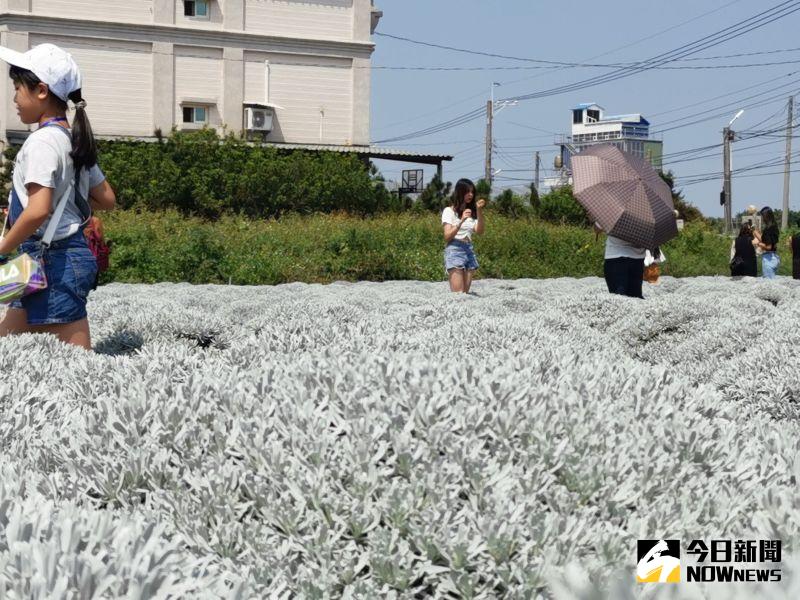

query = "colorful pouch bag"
[0, 176, 75, 305]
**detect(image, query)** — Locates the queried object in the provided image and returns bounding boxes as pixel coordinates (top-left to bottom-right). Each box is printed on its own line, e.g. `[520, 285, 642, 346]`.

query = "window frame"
[182, 104, 210, 127]
[184, 0, 210, 20]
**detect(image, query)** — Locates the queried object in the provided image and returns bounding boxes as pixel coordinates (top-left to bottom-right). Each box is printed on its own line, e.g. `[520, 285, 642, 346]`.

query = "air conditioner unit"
[245, 106, 274, 132]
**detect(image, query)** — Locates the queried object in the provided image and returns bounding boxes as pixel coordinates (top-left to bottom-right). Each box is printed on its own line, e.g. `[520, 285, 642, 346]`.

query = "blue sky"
[369, 0, 800, 217]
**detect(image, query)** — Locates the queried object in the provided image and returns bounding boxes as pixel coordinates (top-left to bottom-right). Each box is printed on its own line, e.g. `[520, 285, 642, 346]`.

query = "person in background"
[787, 232, 800, 280]
[442, 178, 486, 294]
[754, 206, 780, 279]
[595, 222, 646, 299]
[730, 223, 758, 278]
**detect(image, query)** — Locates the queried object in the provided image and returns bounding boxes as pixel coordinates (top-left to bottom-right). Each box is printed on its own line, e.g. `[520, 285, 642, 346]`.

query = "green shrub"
[493, 189, 530, 219]
[538, 186, 590, 226]
[95, 210, 777, 285]
[1, 130, 391, 219]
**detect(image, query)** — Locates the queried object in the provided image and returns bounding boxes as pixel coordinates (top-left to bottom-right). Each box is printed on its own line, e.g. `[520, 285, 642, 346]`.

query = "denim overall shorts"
[8, 124, 97, 325]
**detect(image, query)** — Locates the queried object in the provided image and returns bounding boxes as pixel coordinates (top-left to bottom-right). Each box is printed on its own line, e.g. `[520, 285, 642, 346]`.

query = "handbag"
[0, 176, 76, 305]
[643, 263, 660, 283]
[730, 255, 746, 271]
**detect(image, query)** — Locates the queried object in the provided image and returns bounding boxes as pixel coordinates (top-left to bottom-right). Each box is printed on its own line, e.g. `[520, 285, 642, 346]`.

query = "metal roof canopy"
[260, 142, 453, 166]
[4, 131, 453, 176]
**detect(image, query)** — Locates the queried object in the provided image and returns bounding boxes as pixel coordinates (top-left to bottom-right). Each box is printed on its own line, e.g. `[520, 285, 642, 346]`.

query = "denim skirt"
[10, 232, 98, 325]
[444, 239, 479, 274]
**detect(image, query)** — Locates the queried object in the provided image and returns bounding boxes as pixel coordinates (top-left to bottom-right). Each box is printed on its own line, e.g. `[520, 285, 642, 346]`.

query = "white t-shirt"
[442, 206, 478, 241]
[11, 125, 105, 240]
[605, 235, 646, 260]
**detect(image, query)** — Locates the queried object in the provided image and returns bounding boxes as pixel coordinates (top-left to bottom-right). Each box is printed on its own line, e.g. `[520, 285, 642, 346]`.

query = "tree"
[475, 178, 492, 199]
[529, 182, 541, 214]
[494, 188, 529, 218]
[659, 170, 705, 223]
[418, 173, 452, 212]
[538, 185, 590, 225]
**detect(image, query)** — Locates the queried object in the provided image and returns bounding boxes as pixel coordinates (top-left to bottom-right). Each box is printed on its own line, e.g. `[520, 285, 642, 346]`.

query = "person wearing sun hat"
[0, 43, 116, 349]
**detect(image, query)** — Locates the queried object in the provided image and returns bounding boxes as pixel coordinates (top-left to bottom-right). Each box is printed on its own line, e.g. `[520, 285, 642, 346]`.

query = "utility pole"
[534, 151, 541, 191]
[782, 95, 794, 230]
[723, 126, 733, 234]
[485, 100, 493, 185]
[485, 82, 502, 188]
[723, 110, 744, 235]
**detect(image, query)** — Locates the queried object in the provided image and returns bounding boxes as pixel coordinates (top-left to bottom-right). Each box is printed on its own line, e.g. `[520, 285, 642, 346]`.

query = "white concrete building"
[0, 0, 383, 148]
[569, 103, 661, 164]
[560, 103, 663, 168]
[547, 103, 664, 189]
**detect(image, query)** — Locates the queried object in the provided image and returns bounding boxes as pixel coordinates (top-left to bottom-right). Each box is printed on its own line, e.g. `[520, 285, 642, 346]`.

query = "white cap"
[0, 43, 82, 102]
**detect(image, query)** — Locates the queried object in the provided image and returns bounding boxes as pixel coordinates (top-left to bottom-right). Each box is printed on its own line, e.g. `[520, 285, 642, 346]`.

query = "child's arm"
[89, 180, 116, 212]
[0, 184, 52, 255]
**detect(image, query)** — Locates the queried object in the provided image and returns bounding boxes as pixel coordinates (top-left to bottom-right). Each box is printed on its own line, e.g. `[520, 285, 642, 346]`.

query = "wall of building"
[29, 34, 155, 137]
[244, 51, 352, 143]
[174, 0, 225, 30]
[0, 0, 376, 146]
[175, 46, 225, 129]
[244, 0, 354, 41]
[31, 0, 154, 24]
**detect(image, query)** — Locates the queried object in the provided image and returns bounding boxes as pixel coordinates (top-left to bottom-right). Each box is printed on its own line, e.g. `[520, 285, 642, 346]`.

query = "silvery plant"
[1, 275, 799, 599]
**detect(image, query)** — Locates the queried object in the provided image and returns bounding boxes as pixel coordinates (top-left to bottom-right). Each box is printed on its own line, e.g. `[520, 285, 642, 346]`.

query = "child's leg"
[448, 268, 465, 293]
[464, 269, 475, 294]
[0, 308, 31, 337]
[29, 318, 92, 350]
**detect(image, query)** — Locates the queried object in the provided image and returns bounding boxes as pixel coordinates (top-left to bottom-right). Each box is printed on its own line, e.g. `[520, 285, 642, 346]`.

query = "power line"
[505, 1, 800, 104]
[376, 1, 800, 144]
[652, 81, 800, 134]
[372, 58, 800, 72]
[371, 0, 745, 136]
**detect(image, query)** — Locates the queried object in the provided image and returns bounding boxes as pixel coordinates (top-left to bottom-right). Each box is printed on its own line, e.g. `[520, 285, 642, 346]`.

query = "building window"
[586, 109, 600, 123]
[573, 109, 583, 124]
[184, 0, 209, 17]
[183, 105, 208, 125]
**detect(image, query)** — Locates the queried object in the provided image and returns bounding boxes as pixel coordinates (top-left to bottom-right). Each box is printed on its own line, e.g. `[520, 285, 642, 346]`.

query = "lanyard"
[40, 116, 68, 128]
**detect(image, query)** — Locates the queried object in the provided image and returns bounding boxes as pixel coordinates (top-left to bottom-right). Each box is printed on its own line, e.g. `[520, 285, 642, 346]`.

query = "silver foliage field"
[1, 276, 800, 599]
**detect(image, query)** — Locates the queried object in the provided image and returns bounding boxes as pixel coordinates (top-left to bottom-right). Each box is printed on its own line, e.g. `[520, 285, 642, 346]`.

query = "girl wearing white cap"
[0, 43, 115, 349]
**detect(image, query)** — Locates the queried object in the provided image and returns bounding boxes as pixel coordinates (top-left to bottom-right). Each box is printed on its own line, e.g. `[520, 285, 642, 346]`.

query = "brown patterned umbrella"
[571, 144, 678, 249]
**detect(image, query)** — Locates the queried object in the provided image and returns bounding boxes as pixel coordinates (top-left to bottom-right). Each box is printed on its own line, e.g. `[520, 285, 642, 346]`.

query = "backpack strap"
[40, 169, 79, 249]
[37, 123, 92, 245]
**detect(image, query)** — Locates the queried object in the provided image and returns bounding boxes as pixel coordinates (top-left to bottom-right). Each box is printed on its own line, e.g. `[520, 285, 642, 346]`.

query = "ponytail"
[67, 89, 97, 172]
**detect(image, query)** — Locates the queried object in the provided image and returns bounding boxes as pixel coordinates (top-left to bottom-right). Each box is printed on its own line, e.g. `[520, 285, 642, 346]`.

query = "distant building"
[0, 1, 453, 178]
[0, 0, 382, 146]
[548, 103, 663, 188]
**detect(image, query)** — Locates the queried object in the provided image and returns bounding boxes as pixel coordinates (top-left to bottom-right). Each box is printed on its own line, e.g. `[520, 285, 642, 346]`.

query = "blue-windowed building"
[554, 103, 663, 177]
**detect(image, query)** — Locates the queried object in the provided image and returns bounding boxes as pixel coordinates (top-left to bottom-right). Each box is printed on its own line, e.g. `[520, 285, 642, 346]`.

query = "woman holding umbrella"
[594, 222, 646, 298]
[572, 145, 679, 300]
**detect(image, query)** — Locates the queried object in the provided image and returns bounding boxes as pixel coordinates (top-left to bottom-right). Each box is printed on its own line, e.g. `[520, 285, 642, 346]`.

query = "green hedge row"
[99, 210, 796, 285]
[2, 130, 392, 219]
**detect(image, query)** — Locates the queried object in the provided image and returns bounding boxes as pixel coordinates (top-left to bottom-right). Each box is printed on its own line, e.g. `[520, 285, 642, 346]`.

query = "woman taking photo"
[442, 178, 485, 293]
[754, 207, 780, 279]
